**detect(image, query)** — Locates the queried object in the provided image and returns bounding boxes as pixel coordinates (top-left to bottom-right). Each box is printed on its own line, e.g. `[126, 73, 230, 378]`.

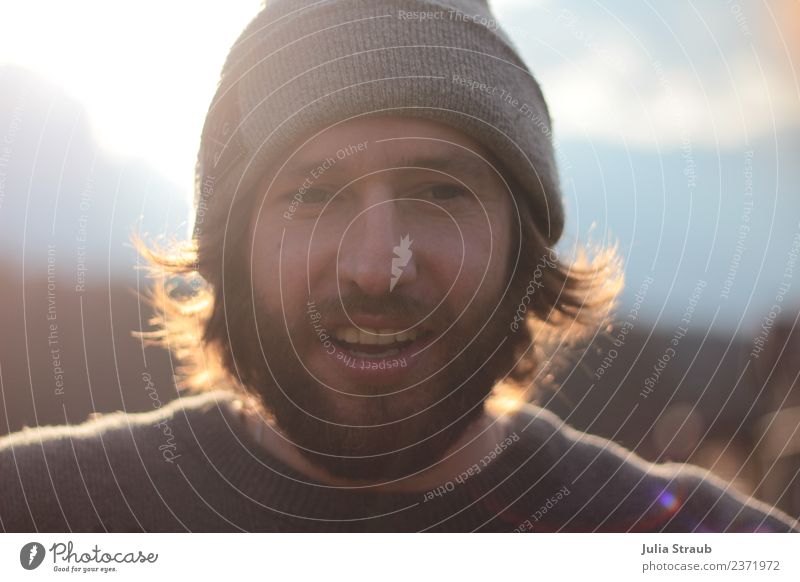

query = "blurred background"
[1, 1, 798, 517]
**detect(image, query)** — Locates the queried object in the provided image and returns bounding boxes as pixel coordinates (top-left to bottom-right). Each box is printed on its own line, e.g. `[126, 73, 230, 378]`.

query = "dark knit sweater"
[1, 390, 797, 532]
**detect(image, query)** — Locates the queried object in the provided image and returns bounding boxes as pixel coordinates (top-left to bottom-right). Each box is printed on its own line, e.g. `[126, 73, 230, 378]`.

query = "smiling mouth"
[331, 326, 429, 359]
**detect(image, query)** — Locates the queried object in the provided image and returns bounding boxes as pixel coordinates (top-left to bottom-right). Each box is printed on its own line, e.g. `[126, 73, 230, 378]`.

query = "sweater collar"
[172, 389, 548, 529]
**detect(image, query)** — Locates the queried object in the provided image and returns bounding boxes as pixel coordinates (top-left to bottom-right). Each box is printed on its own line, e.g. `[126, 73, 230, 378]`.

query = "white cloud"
[494, 1, 800, 149]
[540, 48, 799, 148]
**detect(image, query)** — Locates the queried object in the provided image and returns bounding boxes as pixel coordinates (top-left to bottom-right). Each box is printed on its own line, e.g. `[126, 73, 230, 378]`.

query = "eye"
[301, 188, 332, 204]
[427, 184, 468, 201]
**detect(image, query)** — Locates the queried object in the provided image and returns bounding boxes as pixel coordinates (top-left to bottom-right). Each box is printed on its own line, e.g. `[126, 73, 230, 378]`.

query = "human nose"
[337, 202, 417, 296]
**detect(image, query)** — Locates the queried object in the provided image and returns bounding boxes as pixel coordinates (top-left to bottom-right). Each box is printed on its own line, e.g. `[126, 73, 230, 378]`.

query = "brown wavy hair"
[133, 167, 623, 412]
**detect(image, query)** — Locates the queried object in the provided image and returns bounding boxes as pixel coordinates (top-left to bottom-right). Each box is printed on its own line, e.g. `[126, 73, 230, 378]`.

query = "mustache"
[308, 290, 448, 327]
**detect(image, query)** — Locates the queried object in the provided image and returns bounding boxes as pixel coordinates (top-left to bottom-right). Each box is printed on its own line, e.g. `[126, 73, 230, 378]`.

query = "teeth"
[350, 348, 400, 358]
[377, 330, 394, 345]
[333, 327, 419, 345]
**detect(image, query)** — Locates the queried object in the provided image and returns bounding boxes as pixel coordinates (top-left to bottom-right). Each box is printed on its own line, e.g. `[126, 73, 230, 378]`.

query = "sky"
[1, 0, 798, 330]
[1, 0, 797, 187]
[0, 0, 261, 190]
[494, 0, 800, 148]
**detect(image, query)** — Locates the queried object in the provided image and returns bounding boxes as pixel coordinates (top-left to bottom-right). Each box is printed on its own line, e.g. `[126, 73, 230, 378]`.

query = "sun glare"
[0, 0, 260, 191]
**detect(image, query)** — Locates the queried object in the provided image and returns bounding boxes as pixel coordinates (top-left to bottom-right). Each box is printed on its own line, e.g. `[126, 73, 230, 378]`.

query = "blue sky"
[1, 0, 798, 332]
[490, 0, 800, 331]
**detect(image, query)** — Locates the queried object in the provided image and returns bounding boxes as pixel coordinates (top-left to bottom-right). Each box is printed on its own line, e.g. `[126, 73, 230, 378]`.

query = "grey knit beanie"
[194, 0, 563, 260]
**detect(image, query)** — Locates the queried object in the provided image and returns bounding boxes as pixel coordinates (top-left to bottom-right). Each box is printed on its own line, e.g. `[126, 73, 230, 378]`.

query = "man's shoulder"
[0, 389, 239, 532]
[505, 403, 799, 532]
[0, 390, 236, 458]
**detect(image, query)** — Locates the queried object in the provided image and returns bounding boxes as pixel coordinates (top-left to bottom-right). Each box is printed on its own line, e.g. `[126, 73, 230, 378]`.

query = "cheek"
[463, 231, 508, 295]
[459, 207, 511, 278]
[249, 217, 336, 323]
[248, 218, 285, 302]
[422, 217, 510, 307]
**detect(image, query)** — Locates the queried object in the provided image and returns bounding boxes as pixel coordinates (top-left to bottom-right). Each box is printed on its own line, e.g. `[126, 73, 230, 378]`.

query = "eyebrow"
[395, 153, 492, 181]
[280, 151, 493, 182]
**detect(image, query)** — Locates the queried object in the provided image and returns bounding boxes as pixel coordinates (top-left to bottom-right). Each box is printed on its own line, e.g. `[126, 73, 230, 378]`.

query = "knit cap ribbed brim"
[194, 0, 563, 256]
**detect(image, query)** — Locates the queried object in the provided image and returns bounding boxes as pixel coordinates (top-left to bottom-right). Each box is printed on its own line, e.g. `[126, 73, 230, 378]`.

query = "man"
[1, 0, 797, 532]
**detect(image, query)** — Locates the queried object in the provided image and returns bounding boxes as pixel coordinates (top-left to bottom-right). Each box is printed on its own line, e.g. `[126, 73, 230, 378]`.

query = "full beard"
[224, 281, 528, 483]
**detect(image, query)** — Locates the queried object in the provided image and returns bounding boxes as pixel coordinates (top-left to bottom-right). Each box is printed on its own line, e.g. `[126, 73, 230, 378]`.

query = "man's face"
[243, 115, 518, 480]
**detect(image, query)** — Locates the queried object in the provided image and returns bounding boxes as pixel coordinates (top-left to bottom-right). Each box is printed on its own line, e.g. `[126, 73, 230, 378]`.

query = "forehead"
[272, 115, 499, 180]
